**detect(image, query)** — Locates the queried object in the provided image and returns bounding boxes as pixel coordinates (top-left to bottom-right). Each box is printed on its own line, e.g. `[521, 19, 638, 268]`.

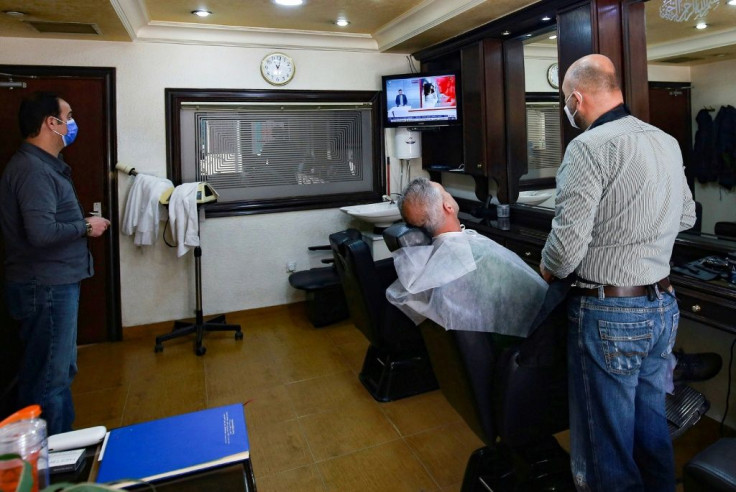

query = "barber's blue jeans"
[567, 288, 678, 492]
[5, 281, 80, 435]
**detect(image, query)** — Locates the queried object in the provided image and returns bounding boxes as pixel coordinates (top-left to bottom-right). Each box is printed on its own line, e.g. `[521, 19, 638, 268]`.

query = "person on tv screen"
[395, 89, 408, 107]
[423, 81, 438, 108]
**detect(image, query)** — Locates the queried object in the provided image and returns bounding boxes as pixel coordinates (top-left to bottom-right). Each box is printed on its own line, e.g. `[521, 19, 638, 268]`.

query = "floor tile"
[405, 422, 483, 487]
[318, 440, 438, 492]
[286, 371, 375, 417]
[256, 464, 325, 492]
[381, 390, 462, 436]
[299, 403, 400, 461]
[249, 418, 313, 477]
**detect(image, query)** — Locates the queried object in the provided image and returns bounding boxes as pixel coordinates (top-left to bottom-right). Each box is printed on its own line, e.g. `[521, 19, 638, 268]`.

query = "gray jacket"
[0, 142, 93, 284]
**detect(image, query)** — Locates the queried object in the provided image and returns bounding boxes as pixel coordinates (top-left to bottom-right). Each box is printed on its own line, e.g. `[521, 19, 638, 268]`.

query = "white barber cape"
[121, 174, 174, 246]
[168, 182, 200, 257]
[386, 229, 548, 337]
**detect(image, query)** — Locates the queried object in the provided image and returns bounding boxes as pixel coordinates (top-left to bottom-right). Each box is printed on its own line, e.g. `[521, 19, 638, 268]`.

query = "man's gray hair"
[397, 177, 443, 235]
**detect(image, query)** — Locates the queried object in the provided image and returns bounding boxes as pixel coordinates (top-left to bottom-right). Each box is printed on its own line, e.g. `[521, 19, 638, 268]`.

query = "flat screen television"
[382, 71, 461, 128]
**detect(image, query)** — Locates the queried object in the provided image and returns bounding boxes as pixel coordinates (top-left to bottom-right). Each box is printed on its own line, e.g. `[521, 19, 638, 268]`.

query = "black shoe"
[673, 350, 723, 383]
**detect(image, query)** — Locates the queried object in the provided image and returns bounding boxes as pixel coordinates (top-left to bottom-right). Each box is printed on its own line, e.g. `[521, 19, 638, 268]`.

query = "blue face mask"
[53, 117, 79, 147]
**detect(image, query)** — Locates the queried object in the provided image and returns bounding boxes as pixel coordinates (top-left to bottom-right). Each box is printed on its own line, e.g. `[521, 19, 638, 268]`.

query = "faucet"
[382, 193, 402, 205]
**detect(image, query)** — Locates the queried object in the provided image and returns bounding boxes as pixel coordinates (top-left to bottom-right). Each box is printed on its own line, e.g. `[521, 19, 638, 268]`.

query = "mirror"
[519, 26, 559, 209]
[645, 0, 736, 245]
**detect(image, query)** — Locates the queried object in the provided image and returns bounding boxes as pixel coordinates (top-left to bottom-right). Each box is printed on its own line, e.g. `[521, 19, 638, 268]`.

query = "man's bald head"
[563, 54, 619, 95]
[562, 54, 624, 129]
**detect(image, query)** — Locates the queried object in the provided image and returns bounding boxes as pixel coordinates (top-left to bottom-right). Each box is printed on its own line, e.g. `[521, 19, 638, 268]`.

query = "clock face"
[261, 53, 295, 86]
[547, 63, 559, 89]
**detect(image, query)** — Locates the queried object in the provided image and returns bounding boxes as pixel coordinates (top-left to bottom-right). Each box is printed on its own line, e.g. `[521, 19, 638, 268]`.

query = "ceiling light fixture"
[549, 34, 557, 39]
[729, 0, 736, 5]
[695, 21, 708, 29]
[660, 0, 720, 22]
[191, 9, 212, 17]
[542, 16, 552, 21]
[335, 18, 350, 27]
[2, 10, 26, 17]
[501, 30, 511, 36]
[274, 0, 304, 6]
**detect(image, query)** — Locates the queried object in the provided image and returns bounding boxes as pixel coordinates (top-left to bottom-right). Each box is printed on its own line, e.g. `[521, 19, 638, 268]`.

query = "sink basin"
[517, 191, 552, 206]
[340, 202, 402, 228]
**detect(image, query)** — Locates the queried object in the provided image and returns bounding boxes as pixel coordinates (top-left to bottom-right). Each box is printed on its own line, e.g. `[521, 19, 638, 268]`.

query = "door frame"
[0, 64, 121, 341]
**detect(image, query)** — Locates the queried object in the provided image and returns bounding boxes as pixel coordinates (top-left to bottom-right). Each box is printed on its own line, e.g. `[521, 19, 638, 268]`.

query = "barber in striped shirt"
[540, 54, 696, 492]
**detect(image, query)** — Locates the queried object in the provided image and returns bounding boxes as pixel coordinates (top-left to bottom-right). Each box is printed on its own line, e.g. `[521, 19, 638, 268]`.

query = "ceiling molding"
[113, 0, 379, 52]
[648, 27, 736, 61]
[374, 0, 487, 52]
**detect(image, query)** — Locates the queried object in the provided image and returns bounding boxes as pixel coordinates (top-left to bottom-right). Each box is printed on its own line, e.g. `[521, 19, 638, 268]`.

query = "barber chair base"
[304, 286, 349, 328]
[462, 440, 574, 492]
[358, 345, 439, 402]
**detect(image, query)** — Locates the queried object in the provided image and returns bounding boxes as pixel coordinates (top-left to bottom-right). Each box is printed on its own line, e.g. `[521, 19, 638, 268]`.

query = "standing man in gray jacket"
[0, 91, 110, 434]
[540, 55, 695, 491]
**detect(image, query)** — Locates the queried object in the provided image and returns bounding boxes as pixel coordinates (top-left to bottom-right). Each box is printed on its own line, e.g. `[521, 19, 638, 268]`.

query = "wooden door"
[0, 66, 120, 344]
[649, 83, 692, 180]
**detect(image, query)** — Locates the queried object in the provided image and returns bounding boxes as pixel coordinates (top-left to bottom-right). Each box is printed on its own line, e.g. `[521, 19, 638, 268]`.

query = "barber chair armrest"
[374, 257, 399, 289]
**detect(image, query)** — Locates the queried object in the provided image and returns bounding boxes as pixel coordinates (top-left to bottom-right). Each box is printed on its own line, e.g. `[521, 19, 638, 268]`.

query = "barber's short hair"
[19, 91, 61, 139]
[397, 177, 443, 235]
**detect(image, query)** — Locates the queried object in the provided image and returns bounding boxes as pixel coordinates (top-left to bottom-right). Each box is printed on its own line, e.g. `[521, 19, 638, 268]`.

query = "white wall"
[690, 58, 736, 234]
[0, 37, 409, 327]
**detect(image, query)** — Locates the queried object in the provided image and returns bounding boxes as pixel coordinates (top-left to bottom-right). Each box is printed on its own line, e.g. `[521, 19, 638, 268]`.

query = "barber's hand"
[85, 216, 111, 238]
[540, 263, 555, 283]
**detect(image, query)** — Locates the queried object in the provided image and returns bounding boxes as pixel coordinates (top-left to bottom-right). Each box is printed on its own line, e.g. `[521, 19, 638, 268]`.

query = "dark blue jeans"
[567, 287, 678, 492]
[5, 280, 80, 435]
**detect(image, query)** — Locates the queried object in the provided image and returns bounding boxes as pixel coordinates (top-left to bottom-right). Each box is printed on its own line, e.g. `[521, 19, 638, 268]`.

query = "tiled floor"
[71, 303, 727, 491]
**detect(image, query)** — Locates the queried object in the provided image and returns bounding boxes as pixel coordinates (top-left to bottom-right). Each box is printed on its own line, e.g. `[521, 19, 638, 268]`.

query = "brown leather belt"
[572, 277, 672, 298]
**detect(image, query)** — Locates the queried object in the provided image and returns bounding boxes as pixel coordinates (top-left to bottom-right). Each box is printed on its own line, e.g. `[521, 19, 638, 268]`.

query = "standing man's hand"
[85, 216, 111, 237]
[540, 263, 555, 283]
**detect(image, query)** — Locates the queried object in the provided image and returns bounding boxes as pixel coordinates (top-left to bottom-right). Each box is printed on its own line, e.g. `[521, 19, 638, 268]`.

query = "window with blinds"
[169, 90, 382, 216]
[525, 101, 562, 181]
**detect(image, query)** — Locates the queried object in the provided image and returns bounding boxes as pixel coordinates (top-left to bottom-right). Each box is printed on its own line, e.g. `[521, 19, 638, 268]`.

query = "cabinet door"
[461, 41, 486, 176]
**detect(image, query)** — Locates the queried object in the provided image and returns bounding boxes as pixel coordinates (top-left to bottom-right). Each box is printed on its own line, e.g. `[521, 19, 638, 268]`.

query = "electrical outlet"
[287, 261, 297, 273]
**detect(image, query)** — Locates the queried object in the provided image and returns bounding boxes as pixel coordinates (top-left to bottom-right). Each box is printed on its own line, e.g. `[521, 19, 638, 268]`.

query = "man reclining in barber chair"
[384, 177, 574, 491]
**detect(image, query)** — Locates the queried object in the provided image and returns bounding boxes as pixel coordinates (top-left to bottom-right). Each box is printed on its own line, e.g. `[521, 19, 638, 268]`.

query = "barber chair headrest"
[382, 223, 432, 252]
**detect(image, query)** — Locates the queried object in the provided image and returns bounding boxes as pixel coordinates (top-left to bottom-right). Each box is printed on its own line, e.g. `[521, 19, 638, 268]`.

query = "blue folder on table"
[96, 403, 249, 485]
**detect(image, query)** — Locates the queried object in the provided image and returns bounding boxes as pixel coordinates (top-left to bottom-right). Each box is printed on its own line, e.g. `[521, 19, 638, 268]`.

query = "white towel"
[121, 174, 174, 246]
[168, 182, 200, 257]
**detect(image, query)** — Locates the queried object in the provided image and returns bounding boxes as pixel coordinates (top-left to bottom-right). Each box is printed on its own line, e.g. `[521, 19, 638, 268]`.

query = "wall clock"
[547, 63, 559, 89]
[260, 52, 295, 86]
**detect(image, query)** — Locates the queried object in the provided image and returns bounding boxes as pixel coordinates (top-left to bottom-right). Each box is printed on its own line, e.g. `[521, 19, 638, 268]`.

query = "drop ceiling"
[0, 0, 734, 63]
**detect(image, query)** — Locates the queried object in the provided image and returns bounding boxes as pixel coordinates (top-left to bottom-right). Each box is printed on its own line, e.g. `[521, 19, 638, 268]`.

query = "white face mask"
[564, 91, 581, 129]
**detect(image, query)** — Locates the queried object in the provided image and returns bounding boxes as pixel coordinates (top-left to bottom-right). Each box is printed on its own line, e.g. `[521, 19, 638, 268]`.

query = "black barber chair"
[328, 229, 438, 402]
[288, 240, 355, 328]
[383, 223, 711, 491]
[384, 223, 573, 491]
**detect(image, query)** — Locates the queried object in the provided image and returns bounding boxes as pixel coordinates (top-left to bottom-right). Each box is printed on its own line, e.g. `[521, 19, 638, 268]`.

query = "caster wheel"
[196, 346, 207, 356]
[154, 344, 163, 353]
[235, 331, 243, 340]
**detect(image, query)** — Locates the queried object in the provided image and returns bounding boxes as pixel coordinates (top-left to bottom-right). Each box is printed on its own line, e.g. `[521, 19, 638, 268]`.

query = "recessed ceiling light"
[695, 21, 708, 29]
[274, 0, 304, 6]
[524, 33, 533, 37]
[549, 34, 557, 40]
[501, 30, 511, 36]
[728, 0, 736, 5]
[191, 9, 212, 17]
[2, 10, 26, 17]
[542, 16, 552, 21]
[335, 18, 350, 27]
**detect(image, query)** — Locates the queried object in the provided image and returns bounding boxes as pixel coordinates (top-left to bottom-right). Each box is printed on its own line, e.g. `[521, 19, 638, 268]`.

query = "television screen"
[382, 71, 460, 128]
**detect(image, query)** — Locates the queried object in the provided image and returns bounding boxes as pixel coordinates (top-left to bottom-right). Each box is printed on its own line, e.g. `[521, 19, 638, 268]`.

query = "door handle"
[91, 202, 102, 217]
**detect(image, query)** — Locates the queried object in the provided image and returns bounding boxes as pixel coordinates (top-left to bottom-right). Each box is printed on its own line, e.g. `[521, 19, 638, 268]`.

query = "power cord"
[720, 336, 736, 436]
